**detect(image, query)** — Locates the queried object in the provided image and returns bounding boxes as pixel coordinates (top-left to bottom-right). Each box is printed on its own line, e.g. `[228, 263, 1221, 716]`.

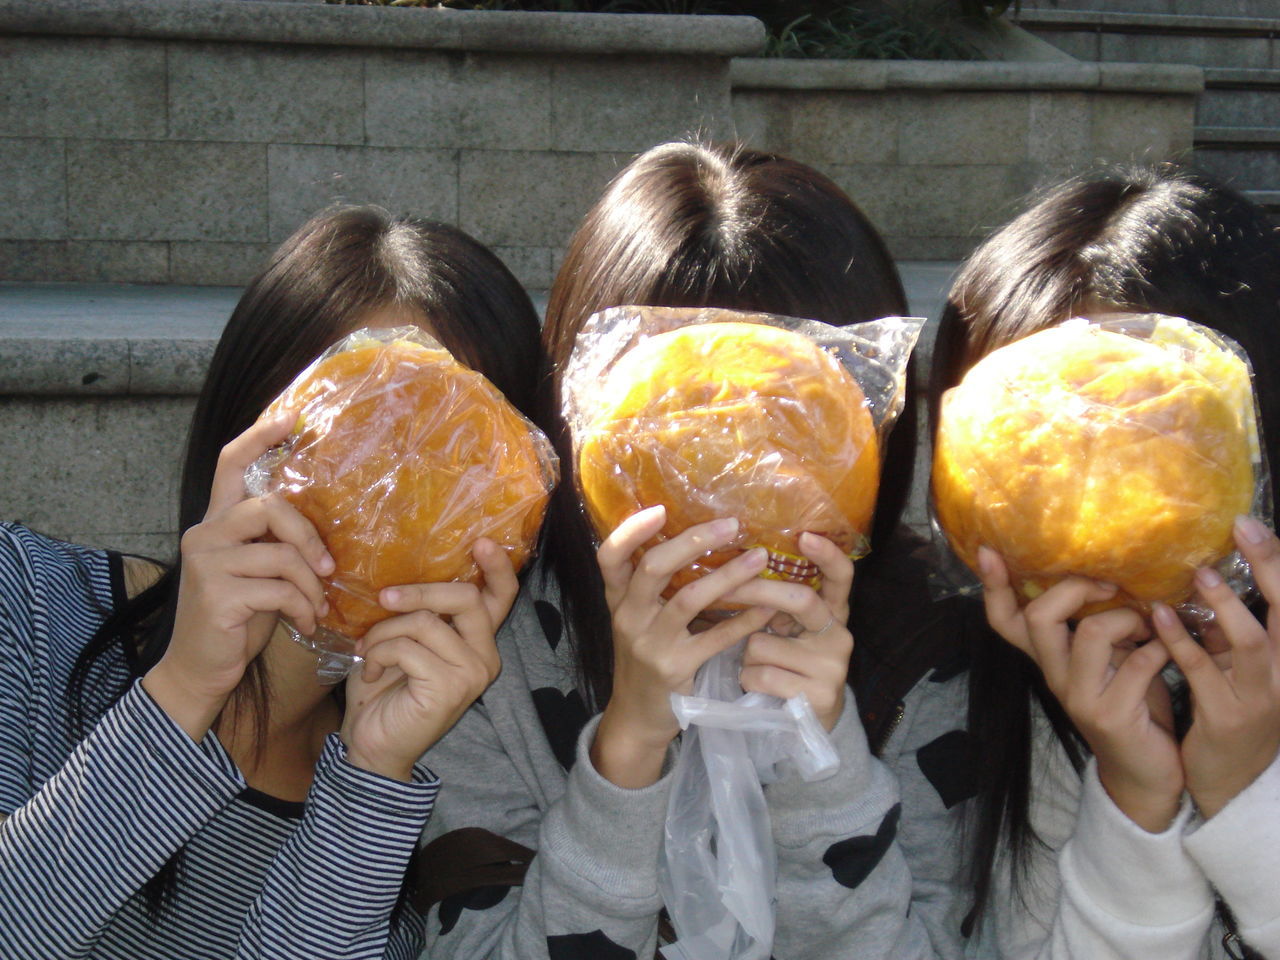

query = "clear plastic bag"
[659, 645, 839, 960]
[931, 313, 1271, 623]
[562, 305, 923, 608]
[246, 325, 558, 675]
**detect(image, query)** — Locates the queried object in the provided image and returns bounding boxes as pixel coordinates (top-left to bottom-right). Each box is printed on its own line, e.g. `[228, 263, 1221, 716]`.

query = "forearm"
[235, 734, 436, 960]
[0, 681, 242, 958]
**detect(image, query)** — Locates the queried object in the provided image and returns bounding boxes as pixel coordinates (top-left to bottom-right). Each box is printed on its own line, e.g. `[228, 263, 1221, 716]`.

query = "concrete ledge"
[0, 0, 767, 56]
[1195, 125, 1280, 145]
[1205, 67, 1280, 86]
[730, 57, 1203, 94]
[1016, 9, 1280, 35]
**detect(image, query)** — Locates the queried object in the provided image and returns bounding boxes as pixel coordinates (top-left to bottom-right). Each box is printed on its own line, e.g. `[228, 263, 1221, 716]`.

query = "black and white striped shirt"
[0, 522, 438, 959]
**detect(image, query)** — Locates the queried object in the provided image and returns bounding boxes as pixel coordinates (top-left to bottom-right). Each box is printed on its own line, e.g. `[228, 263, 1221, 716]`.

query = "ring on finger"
[810, 615, 836, 636]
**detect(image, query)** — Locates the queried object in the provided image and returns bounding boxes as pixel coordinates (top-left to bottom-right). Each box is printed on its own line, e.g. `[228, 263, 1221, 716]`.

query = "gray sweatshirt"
[417, 573, 945, 959]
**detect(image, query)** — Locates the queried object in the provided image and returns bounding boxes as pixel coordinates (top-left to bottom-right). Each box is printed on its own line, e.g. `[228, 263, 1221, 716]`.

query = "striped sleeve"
[0, 680, 246, 959]
[234, 733, 437, 959]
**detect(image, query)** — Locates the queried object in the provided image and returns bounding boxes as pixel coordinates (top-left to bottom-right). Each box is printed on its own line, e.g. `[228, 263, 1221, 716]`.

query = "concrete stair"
[1014, 4, 1280, 211]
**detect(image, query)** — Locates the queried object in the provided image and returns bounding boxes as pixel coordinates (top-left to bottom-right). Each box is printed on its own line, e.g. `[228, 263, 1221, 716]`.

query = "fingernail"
[743, 547, 767, 569]
[976, 546, 996, 576]
[1151, 602, 1177, 630]
[712, 518, 739, 538]
[382, 588, 400, 605]
[1195, 567, 1223, 590]
[318, 553, 335, 575]
[318, 600, 329, 617]
[1236, 514, 1269, 545]
[1097, 581, 1118, 594]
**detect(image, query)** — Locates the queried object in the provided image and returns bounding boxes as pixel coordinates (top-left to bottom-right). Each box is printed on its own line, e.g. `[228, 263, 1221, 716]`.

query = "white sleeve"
[1184, 750, 1280, 959]
[985, 717, 1215, 960]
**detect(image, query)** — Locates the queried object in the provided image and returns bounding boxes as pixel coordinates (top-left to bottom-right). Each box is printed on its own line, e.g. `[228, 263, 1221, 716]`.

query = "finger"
[799, 532, 854, 620]
[207, 413, 298, 516]
[596, 505, 668, 604]
[360, 634, 445, 685]
[1023, 576, 1120, 691]
[652, 548, 767, 633]
[222, 542, 329, 617]
[721, 577, 832, 634]
[235, 579, 319, 636]
[685, 605, 776, 668]
[1192, 563, 1273, 701]
[473, 537, 519, 626]
[1104, 639, 1171, 711]
[742, 631, 844, 678]
[210, 495, 333, 577]
[740, 663, 808, 701]
[1152, 602, 1234, 707]
[378, 581, 495, 664]
[1069, 608, 1146, 699]
[977, 547, 1030, 653]
[625, 517, 743, 608]
[1234, 515, 1280, 611]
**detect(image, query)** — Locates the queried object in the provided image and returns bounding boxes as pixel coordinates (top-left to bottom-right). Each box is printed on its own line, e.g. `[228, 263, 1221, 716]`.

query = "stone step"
[1193, 127, 1280, 192]
[1243, 189, 1280, 211]
[1198, 69, 1280, 126]
[1018, 0, 1280, 16]
[1016, 9, 1280, 67]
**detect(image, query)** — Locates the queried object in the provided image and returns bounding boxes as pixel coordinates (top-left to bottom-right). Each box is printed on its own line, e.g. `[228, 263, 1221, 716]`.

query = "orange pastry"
[577, 320, 879, 607]
[262, 333, 556, 640]
[933, 320, 1255, 611]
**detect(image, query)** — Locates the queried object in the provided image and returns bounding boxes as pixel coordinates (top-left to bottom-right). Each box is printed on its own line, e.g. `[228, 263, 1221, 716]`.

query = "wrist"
[1096, 759, 1181, 833]
[142, 659, 227, 742]
[343, 745, 414, 783]
[591, 703, 674, 789]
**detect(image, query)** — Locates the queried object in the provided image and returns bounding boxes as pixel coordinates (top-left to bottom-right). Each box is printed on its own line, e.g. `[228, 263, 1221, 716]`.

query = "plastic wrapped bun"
[564, 306, 922, 608]
[248, 326, 557, 655]
[932, 314, 1265, 614]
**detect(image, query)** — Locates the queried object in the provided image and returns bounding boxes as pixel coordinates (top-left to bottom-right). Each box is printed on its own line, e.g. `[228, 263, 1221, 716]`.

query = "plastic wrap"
[562, 305, 923, 606]
[246, 325, 558, 673]
[931, 314, 1270, 621]
[659, 645, 839, 960]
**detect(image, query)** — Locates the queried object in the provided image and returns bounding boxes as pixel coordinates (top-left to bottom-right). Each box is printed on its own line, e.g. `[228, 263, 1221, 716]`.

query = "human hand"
[341, 539, 515, 781]
[1151, 515, 1280, 820]
[723, 532, 855, 731]
[145, 414, 333, 739]
[591, 506, 776, 786]
[978, 547, 1182, 831]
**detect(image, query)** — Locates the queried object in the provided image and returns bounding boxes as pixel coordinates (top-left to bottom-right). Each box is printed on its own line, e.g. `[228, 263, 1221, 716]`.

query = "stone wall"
[0, 0, 762, 289]
[733, 59, 1202, 260]
[0, 1, 1204, 285]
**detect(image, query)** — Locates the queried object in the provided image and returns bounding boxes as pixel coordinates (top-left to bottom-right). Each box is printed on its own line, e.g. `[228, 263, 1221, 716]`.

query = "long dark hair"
[540, 139, 912, 709]
[68, 206, 542, 918]
[930, 165, 1280, 929]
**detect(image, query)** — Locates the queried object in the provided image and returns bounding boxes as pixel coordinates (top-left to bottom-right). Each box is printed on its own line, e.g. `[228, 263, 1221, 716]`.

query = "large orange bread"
[263, 334, 555, 640]
[577, 321, 880, 604]
[932, 321, 1255, 610]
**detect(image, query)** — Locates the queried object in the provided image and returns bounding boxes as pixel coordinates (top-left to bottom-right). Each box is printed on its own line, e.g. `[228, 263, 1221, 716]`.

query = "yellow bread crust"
[578, 322, 880, 602]
[933, 324, 1254, 610]
[265, 338, 552, 638]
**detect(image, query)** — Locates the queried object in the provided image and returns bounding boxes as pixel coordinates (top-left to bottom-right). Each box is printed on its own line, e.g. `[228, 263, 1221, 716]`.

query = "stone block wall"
[0, 2, 761, 290]
[733, 60, 1202, 260]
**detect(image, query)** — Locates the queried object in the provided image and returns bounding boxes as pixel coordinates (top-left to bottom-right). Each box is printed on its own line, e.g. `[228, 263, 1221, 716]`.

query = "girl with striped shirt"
[0, 207, 543, 959]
